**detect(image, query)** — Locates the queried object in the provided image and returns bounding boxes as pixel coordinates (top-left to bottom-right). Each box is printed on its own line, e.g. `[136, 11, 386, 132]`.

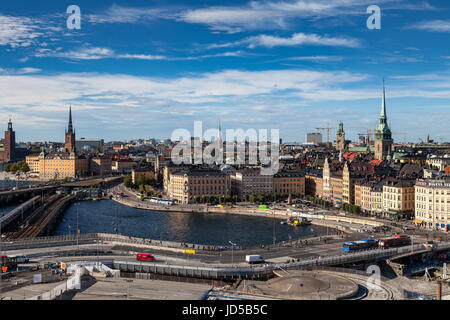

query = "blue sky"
[0, 0, 449, 143]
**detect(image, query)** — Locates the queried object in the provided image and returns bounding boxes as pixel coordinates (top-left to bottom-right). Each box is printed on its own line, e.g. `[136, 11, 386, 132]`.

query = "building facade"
[273, 171, 305, 196]
[37, 153, 89, 180]
[90, 157, 112, 176]
[231, 168, 274, 200]
[168, 169, 230, 204]
[382, 179, 415, 219]
[415, 178, 450, 230]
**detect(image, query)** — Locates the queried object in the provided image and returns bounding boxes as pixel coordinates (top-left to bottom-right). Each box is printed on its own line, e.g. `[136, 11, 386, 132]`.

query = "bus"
[343, 239, 378, 252]
[378, 234, 411, 248]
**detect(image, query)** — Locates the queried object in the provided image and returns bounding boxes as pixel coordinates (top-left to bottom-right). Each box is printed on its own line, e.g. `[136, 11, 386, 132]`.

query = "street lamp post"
[229, 241, 237, 266]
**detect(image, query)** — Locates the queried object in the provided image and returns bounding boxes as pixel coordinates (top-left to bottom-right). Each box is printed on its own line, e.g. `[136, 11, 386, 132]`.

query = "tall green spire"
[376, 79, 392, 141]
[380, 78, 387, 122]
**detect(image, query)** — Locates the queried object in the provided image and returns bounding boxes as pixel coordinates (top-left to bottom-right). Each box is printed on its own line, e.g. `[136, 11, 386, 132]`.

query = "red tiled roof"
[344, 152, 358, 162]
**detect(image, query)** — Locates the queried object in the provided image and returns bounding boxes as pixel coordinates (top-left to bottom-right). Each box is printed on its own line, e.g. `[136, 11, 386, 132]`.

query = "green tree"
[90, 182, 99, 188]
[136, 175, 146, 186]
[124, 177, 133, 188]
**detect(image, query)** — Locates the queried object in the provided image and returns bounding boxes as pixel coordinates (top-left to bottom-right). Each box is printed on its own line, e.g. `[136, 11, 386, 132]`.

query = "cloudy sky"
[0, 0, 449, 143]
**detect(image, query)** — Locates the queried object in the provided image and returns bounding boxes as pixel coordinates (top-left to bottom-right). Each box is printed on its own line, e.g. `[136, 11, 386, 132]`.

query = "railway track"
[5, 194, 73, 240]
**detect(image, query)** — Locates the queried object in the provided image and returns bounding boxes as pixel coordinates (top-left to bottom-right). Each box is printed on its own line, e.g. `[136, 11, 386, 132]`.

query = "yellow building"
[382, 179, 415, 219]
[131, 168, 155, 184]
[273, 171, 305, 196]
[37, 152, 89, 180]
[25, 154, 40, 173]
[168, 169, 230, 204]
[354, 183, 362, 207]
[415, 178, 450, 230]
[330, 173, 343, 206]
[370, 182, 384, 216]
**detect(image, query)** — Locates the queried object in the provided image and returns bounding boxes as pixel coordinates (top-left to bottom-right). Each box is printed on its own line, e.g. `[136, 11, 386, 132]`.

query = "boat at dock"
[287, 217, 311, 226]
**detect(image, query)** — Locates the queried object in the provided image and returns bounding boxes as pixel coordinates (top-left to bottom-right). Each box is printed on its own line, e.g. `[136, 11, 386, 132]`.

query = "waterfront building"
[231, 167, 274, 200]
[374, 80, 394, 160]
[25, 154, 40, 173]
[168, 169, 230, 204]
[273, 170, 305, 196]
[37, 152, 89, 180]
[25, 108, 90, 180]
[132, 168, 155, 185]
[382, 179, 415, 219]
[163, 162, 192, 193]
[415, 178, 450, 230]
[305, 171, 323, 199]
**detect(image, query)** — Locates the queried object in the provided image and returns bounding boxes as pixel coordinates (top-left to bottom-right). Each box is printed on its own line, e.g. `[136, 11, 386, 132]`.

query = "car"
[136, 253, 155, 262]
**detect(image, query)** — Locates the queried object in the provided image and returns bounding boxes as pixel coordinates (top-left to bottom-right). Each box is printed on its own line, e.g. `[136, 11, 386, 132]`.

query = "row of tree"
[193, 195, 239, 204]
[4, 161, 30, 173]
[305, 195, 332, 207]
[342, 202, 362, 214]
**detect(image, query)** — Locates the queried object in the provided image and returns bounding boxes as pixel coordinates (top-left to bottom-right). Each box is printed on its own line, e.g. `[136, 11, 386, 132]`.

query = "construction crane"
[316, 125, 335, 149]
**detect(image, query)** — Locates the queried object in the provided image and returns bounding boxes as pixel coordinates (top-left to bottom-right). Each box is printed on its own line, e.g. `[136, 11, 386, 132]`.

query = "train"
[343, 234, 411, 252]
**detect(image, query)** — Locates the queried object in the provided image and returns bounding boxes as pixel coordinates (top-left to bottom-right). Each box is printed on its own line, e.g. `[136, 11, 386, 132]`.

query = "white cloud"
[408, 20, 450, 32]
[88, 4, 166, 24]
[0, 15, 43, 48]
[285, 56, 344, 62]
[34, 46, 246, 61]
[0, 67, 42, 75]
[117, 54, 167, 60]
[209, 32, 360, 49]
[177, 0, 435, 32]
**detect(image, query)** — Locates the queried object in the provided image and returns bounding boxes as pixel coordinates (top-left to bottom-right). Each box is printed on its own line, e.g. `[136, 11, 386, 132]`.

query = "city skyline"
[0, 0, 450, 141]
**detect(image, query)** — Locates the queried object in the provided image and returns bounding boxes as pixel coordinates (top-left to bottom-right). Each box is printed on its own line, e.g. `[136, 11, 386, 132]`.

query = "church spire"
[68, 105, 73, 134]
[380, 78, 387, 123]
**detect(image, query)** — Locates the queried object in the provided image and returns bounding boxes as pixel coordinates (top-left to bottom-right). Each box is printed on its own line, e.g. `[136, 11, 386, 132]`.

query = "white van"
[245, 255, 264, 264]
[9, 254, 29, 263]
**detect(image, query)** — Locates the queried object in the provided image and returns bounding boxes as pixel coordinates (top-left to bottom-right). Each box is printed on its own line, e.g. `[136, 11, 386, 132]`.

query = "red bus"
[136, 253, 155, 262]
[378, 234, 411, 248]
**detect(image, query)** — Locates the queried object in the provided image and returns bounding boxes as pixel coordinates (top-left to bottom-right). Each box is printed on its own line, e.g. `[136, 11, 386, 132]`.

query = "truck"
[245, 255, 264, 264]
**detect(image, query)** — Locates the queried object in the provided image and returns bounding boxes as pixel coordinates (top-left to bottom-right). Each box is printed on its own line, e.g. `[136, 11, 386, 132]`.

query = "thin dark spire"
[68, 105, 73, 134]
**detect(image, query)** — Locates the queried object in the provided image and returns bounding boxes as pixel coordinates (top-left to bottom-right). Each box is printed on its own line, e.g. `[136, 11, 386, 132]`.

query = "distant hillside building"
[305, 133, 322, 145]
